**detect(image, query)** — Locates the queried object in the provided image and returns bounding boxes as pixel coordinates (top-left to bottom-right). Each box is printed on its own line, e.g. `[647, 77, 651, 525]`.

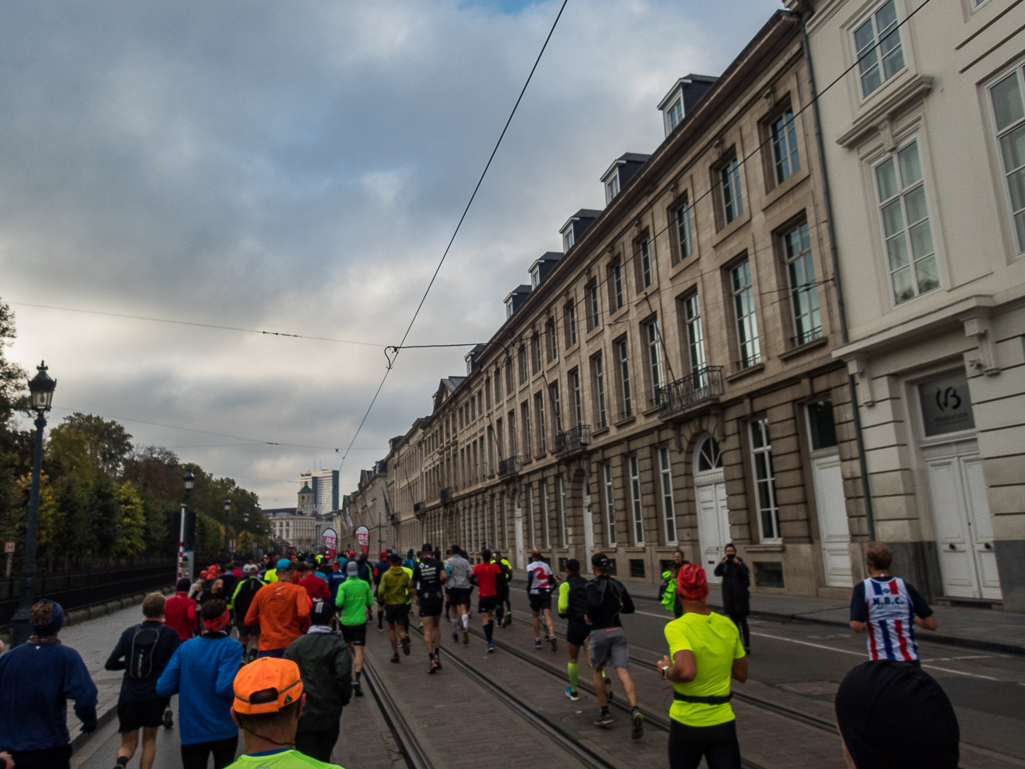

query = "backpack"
[129, 624, 161, 680]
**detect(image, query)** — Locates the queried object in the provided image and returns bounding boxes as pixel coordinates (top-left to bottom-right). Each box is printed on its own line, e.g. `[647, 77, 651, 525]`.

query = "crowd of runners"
[0, 539, 964, 769]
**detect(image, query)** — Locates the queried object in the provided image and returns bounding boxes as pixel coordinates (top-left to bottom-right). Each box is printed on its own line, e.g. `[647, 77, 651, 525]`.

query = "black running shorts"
[341, 623, 367, 646]
[478, 594, 499, 614]
[118, 696, 169, 733]
[420, 598, 444, 618]
[566, 620, 591, 647]
[448, 588, 472, 608]
[384, 604, 409, 625]
[529, 594, 552, 613]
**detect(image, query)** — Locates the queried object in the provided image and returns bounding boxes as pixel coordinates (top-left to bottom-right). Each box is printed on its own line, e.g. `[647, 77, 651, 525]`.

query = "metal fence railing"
[0, 560, 190, 629]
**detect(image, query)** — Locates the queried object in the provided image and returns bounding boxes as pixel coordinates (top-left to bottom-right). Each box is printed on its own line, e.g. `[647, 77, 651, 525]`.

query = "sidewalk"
[509, 572, 1025, 655]
[55, 591, 173, 748]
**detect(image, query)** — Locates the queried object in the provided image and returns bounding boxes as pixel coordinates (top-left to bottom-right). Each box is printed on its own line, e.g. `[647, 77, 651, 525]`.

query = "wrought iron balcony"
[497, 456, 521, 478]
[655, 365, 724, 419]
[440, 488, 452, 503]
[554, 424, 591, 458]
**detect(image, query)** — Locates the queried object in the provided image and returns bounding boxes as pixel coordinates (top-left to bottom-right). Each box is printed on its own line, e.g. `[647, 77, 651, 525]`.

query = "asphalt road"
[606, 595, 1025, 762]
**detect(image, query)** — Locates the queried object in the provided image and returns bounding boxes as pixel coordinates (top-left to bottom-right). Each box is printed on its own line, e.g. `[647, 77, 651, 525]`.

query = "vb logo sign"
[936, 386, 962, 412]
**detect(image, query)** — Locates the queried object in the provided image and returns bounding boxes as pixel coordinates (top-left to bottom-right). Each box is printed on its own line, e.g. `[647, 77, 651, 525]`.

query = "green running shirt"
[225, 748, 341, 768]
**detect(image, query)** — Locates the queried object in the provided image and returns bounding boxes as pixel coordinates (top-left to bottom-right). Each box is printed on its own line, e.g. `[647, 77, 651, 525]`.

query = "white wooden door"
[514, 494, 525, 570]
[582, 477, 595, 559]
[963, 455, 1002, 599]
[925, 442, 1001, 600]
[696, 480, 729, 583]
[811, 451, 852, 587]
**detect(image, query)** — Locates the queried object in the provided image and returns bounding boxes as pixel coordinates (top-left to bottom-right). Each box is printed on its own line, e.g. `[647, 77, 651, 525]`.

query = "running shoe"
[453, 631, 459, 644]
[631, 709, 644, 739]
[390, 654, 400, 664]
[353, 680, 364, 697]
[550, 635, 558, 652]
[534, 638, 542, 650]
[486, 643, 495, 653]
[162, 708, 174, 729]
[463, 629, 469, 645]
[594, 711, 614, 727]
[503, 613, 512, 628]
[565, 686, 579, 701]
[401, 636, 411, 656]
[429, 659, 439, 674]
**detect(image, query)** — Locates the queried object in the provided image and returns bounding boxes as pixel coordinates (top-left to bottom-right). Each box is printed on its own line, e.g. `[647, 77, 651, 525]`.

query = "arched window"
[694, 435, 723, 474]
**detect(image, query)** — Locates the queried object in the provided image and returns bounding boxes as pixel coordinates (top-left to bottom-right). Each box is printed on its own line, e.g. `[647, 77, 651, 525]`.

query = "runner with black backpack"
[230, 564, 265, 663]
[104, 592, 182, 769]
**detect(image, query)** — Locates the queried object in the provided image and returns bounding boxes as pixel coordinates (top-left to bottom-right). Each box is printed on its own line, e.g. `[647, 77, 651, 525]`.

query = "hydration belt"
[673, 692, 733, 705]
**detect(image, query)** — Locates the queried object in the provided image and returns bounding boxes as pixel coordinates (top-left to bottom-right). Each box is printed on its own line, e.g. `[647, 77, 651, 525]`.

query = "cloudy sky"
[2, 0, 781, 506]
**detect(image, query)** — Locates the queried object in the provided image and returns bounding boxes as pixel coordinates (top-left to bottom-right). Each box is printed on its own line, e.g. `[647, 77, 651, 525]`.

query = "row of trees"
[0, 298, 273, 572]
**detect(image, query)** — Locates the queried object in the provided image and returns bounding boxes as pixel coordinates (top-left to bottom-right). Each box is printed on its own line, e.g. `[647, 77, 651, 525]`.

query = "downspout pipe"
[799, 6, 877, 542]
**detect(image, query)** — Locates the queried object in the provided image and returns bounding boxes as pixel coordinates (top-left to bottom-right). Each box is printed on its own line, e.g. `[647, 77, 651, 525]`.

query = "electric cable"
[337, 0, 570, 474]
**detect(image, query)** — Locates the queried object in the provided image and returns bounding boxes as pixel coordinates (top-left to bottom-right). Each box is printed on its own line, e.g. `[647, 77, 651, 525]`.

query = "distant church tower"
[298, 482, 316, 515]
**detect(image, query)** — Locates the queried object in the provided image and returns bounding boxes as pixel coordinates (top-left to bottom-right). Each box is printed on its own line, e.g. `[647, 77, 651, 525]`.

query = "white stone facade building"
[795, 0, 1025, 610]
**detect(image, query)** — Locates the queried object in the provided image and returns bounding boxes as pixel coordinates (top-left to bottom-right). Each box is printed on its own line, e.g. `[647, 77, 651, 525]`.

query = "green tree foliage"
[115, 482, 147, 557]
[0, 299, 30, 552]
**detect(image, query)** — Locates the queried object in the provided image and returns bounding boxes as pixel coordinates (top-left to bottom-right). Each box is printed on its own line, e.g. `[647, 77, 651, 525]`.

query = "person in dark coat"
[713, 543, 751, 652]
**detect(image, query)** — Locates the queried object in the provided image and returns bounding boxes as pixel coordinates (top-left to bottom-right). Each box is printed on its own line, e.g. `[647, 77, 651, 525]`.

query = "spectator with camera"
[713, 544, 751, 653]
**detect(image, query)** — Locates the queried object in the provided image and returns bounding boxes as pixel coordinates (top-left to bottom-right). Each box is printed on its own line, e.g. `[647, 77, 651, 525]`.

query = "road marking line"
[919, 664, 1004, 682]
[634, 612, 1023, 684]
[749, 631, 865, 657]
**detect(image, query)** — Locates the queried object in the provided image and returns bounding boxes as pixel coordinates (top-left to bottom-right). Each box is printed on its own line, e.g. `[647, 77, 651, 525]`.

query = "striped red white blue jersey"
[850, 577, 928, 661]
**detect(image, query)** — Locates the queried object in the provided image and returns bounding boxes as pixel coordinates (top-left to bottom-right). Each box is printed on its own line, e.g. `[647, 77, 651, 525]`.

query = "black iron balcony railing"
[655, 365, 725, 419]
[554, 424, 591, 458]
[440, 488, 452, 503]
[497, 456, 522, 478]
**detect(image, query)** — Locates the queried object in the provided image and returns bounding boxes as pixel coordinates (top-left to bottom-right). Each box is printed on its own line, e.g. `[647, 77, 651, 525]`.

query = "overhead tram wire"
[49, 405, 360, 452]
[7, 301, 387, 349]
[337, 0, 570, 474]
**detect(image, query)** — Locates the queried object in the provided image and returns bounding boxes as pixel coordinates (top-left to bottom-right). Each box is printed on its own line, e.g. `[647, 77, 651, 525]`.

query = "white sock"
[461, 614, 469, 630]
[451, 617, 459, 629]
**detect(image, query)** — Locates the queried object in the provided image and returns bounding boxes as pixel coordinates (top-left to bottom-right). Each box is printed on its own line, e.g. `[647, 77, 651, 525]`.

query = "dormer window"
[530, 265, 540, 290]
[562, 228, 575, 252]
[605, 173, 620, 205]
[667, 98, 683, 132]
[505, 297, 514, 319]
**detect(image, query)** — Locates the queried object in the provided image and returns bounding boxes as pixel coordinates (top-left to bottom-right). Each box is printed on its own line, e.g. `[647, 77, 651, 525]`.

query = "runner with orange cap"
[657, 564, 748, 769]
[225, 657, 342, 768]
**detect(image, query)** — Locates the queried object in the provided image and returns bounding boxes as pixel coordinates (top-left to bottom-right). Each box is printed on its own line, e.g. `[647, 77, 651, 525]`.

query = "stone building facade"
[796, 0, 1025, 610]
[372, 10, 873, 598]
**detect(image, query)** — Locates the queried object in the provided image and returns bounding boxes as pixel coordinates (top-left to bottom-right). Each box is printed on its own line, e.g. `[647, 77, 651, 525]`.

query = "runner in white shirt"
[445, 545, 473, 645]
[526, 549, 558, 652]
[849, 541, 937, 663]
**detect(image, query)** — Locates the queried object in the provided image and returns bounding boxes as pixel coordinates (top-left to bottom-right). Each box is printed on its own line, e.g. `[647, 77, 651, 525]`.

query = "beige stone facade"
[366, 11, 873, 598]
[797, 0, 1025, 610]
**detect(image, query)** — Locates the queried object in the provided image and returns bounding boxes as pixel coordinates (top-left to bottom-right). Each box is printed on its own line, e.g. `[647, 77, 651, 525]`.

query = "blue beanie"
[31, 600, 65, 636]
[276, 558, 293, 570]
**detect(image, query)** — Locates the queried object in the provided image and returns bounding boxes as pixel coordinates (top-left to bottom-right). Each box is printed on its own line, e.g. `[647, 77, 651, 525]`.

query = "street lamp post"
[177, 471, 194, 580]
[11, 362, 56, 648]
[223, 497, 231, 559]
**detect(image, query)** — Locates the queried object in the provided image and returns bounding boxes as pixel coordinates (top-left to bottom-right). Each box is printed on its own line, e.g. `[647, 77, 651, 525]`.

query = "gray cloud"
[3, 0, 781, 504]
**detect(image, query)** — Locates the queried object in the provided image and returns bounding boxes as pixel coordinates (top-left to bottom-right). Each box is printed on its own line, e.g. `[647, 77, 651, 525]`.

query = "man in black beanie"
[835, 660, 959, 769]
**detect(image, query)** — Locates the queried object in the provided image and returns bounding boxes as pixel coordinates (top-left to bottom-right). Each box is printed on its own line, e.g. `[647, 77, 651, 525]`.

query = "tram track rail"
[361, 655, 437, 769]
[500, 609, 1025, 765]
[505, 612, 839, 736]
[442, 622, 770, 769]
